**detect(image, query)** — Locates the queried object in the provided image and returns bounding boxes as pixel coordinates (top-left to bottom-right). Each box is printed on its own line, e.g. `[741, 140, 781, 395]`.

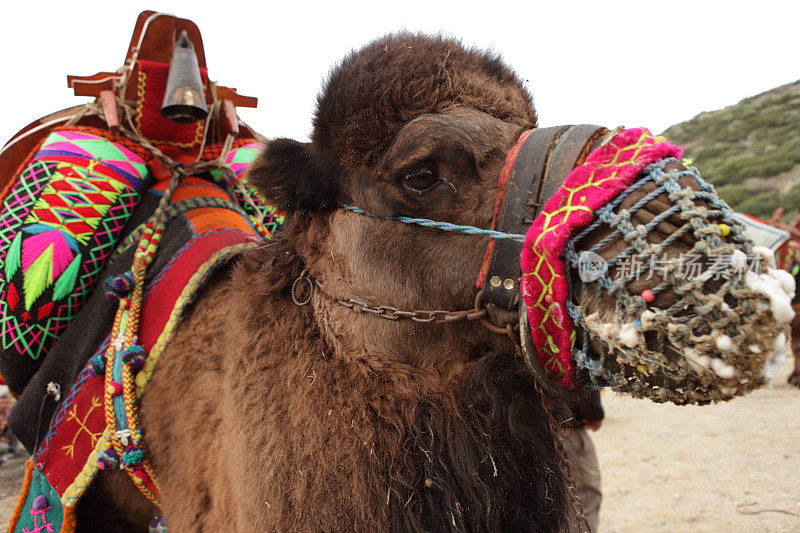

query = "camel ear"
[246, 138, 341, 213]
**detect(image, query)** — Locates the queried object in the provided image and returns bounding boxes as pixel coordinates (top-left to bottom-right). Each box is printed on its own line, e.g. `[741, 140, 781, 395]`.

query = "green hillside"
[663, 80, 800, 220]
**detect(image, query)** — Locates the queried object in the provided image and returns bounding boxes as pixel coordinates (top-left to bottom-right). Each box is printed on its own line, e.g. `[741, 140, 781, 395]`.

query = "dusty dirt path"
[0, 453, 27, 524]
[0, 361, 797, 530]
[594, 358, 800, 532]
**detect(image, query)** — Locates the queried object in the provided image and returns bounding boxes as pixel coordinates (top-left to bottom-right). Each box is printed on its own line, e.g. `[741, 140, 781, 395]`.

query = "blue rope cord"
[340, 204, 526, 242]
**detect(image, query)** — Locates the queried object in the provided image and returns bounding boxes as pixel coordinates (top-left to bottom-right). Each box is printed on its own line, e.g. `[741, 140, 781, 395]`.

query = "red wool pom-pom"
[107, 381, 123, 396]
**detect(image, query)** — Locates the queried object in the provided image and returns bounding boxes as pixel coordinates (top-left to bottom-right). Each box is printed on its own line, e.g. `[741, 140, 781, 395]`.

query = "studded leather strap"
[481, 125, 607, 309]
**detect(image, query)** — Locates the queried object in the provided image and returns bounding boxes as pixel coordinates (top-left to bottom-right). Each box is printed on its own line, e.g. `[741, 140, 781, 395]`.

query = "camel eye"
[402, 164, 440, 192]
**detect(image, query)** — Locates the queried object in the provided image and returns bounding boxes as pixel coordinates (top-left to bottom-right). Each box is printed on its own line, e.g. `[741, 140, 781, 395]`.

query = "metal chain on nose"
[330, 289, 490, 324]
[325, 286, 524, 339]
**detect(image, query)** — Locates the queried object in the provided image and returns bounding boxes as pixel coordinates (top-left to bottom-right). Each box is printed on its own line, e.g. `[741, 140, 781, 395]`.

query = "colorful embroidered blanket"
[4, 127, 283, 532]
[0, 129, 152, 394]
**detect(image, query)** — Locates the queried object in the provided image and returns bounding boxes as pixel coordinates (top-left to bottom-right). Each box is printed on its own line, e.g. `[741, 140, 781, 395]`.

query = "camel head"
[247, 33, 795, 404]
[248, 34, 532, 377]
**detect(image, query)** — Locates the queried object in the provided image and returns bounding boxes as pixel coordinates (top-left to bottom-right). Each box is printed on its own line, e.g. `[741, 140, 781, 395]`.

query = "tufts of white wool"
[682, 347, 737, 379]
[618, 322, 641, 348]
[583, 314, 642, 349]
[761, 332, 788, 384]
[709, 358, 737, 379]
[744, 269, 795, 324]
[682, 347, 708, 373]
[731, 249, 748, 271]
[753, 246, 778, 269]
[639, 309, 659, 329]
[714, 334, 736, 353]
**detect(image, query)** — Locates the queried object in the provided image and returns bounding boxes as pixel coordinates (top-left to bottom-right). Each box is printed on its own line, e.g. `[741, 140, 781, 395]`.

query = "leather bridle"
[479, 124, 608, 310]
[297, 124, 609, 367]
[477, 124, 609, 397]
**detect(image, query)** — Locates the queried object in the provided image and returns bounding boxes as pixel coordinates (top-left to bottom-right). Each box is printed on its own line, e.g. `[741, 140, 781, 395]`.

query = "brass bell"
[161, 30, 209, 123]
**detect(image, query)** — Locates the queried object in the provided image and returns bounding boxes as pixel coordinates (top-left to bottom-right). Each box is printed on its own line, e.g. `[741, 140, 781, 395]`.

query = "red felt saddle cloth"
[135, 59, 208, 150]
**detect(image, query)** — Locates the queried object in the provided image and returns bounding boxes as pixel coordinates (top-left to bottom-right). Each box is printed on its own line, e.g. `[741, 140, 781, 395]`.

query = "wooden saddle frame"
[0, 10, 260, 186]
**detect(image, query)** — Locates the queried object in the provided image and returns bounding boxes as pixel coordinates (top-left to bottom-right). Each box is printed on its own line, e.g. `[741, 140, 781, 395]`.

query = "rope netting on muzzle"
[521, 128, 795, 404]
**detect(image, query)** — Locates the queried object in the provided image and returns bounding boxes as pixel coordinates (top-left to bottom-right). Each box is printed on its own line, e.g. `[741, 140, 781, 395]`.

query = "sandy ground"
[0, 360, 797, 531]
[594, 357, 800, 532]
[0, 451, 26, 525]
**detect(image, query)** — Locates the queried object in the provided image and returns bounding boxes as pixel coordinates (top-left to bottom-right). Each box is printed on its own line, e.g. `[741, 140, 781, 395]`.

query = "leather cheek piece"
[481, 124, 608, 310]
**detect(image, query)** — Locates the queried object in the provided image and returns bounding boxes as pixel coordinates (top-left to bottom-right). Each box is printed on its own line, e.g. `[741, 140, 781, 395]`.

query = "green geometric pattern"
[0, 188, 140, 360]
[12, 471, 64, 533]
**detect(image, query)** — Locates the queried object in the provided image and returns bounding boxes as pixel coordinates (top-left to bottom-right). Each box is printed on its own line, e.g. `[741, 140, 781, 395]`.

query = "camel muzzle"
[340, 126, 795, 404]
[508, 127, 795, 404]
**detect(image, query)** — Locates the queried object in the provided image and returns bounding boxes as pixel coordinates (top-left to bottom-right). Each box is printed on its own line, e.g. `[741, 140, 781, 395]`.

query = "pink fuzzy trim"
[519, 128, 682, 390]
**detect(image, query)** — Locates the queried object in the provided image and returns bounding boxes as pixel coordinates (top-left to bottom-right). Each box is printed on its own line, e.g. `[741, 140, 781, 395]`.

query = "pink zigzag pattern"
[519, 128, 682, 390]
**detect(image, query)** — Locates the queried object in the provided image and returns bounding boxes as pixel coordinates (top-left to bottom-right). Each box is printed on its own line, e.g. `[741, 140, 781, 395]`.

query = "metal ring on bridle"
[291, 268, 314, 306]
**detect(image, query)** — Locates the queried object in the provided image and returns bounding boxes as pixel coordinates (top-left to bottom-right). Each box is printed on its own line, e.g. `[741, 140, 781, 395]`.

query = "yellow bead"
[636, 364, 649, 374]
[718, 224, 730, 237]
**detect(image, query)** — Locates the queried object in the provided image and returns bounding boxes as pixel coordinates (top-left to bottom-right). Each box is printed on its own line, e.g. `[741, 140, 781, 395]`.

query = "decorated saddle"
[4, 127, 281, 532]
[0, 11, 283, 532]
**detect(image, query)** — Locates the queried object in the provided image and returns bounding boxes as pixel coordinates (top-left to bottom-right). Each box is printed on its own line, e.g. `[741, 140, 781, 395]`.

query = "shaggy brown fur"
[84, 33, 572, 531]
[140, 239, 566, 531]
[314, 34, 537, 171]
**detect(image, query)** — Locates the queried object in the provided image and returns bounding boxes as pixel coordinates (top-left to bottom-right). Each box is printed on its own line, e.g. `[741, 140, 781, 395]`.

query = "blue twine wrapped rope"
[340, 204, 526, 242]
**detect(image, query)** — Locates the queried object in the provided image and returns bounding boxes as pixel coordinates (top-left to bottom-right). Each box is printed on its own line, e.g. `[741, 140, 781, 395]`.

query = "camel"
[37, 33, 791, 531]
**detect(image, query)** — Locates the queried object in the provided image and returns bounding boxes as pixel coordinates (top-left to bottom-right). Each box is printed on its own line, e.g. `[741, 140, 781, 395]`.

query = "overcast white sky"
[1, 1, 798, 145]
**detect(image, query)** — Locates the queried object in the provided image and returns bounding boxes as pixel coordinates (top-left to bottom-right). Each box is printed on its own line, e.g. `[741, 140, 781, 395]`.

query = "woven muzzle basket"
[519, 128, 794, 405]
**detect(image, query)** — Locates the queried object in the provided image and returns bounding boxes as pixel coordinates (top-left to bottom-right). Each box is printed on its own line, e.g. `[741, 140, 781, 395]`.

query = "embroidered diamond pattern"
[0, 129, 146, 361]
